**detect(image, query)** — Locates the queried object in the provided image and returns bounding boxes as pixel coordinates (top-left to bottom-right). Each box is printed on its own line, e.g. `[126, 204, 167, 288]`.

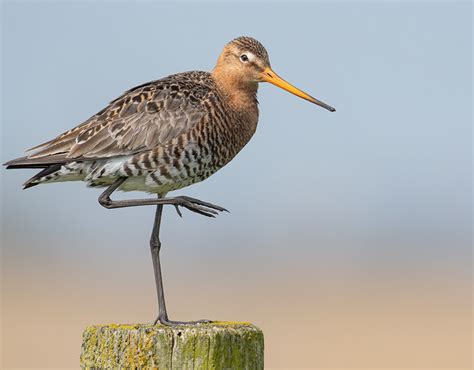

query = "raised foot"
[172, 196, 229, 218]
[154, 317, 213, 326]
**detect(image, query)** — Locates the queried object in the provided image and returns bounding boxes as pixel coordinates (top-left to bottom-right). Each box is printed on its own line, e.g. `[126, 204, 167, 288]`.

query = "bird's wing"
[25, 74, 210, 162]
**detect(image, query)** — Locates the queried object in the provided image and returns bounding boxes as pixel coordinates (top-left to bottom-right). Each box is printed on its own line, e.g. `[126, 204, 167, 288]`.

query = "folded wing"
[5, 73, 209, 168]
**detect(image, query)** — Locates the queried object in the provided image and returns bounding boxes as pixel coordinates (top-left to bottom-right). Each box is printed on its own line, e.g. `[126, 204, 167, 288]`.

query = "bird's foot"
[172, 196, 229, 218]
[153, 316, 213, 326]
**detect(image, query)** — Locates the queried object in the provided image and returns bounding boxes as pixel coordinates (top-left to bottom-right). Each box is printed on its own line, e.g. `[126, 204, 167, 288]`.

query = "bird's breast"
[207, 102, 259, 168]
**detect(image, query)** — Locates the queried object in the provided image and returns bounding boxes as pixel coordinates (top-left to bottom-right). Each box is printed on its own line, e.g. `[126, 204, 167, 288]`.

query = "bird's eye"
[240, 54, 249, 63]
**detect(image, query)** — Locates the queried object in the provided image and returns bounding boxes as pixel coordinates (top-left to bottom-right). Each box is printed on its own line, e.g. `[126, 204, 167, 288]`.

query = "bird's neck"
[211, 68, 258, 111]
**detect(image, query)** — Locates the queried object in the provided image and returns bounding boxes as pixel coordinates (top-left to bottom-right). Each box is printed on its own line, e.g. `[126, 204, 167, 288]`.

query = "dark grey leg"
[98, 177, 228, 217]
[149, 202, 169, 323]
[101, 178, 219, 326]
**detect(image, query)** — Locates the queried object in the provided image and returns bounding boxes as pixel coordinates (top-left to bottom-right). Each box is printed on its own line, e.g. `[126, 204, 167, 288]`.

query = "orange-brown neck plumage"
[212, 68, 258, 111]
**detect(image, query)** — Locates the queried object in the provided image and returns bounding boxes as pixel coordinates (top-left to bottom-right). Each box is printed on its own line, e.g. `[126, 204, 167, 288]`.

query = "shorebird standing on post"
[4, 36, 335, 325]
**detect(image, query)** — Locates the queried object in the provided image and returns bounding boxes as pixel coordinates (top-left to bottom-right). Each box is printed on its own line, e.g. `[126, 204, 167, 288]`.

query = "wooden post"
[80, 322, 264, 369]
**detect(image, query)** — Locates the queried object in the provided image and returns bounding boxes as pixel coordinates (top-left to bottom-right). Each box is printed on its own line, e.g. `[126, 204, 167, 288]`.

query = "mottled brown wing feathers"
[24, 73, 210, 162]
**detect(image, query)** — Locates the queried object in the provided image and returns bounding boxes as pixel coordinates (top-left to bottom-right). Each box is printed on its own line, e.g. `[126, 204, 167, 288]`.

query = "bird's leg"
[149, 204, 212, 325]
[100, 178, 215, 325]
[98, 177, 228, 217]
[149, 202, 169, 323]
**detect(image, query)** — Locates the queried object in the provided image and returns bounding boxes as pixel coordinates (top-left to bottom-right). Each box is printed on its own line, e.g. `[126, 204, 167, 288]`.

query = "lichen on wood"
[80, 322, 264, 369]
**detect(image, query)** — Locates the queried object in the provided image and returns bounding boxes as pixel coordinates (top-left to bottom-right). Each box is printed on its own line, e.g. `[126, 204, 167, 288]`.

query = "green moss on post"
[80, 322, 264, 369]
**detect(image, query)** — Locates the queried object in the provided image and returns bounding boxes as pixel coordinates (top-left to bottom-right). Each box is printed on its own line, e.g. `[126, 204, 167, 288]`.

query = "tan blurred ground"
[1, 254, 471, 369]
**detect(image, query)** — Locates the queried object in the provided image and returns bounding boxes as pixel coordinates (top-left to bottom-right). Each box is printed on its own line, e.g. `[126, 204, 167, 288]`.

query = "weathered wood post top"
[80, 322, 264, 369]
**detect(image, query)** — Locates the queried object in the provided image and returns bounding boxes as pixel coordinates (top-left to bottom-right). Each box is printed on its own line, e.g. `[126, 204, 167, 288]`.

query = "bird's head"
[213, 36, 335, 112]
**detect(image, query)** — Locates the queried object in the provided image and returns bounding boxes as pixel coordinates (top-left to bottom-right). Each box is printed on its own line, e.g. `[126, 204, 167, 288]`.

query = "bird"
[4, 36, 335, 325]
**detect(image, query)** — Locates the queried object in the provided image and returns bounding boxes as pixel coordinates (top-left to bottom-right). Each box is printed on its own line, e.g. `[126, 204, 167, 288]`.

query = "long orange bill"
[261, 67, 335, 112]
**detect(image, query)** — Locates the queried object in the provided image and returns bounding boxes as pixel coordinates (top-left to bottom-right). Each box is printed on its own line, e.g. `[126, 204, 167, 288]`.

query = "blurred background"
[1, 1, 471, 369]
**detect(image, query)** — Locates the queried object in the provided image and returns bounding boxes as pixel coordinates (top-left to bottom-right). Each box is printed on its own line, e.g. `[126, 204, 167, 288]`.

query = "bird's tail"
[4, 155, 69, 189]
